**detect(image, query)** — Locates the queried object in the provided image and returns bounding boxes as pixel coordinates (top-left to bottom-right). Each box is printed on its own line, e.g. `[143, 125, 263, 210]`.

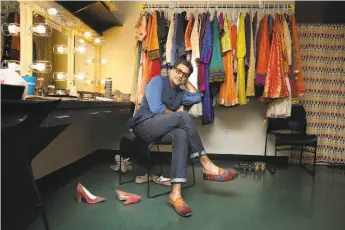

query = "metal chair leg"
[118, 154, 135, 185]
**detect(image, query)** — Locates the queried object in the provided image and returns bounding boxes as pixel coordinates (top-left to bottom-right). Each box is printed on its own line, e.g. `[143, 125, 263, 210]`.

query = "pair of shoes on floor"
[234, 161, 266, 172]
[110, 155, 132, 173]
[135, 174, 172, 186]
[76, 183, 141, 205]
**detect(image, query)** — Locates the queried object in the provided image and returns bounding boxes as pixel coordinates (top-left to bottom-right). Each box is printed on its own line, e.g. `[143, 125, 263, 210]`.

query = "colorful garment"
[209, 12, 224, 82]
[246, 11, 255, 97]
[231, 24, 238, 74]
[200, 14, 213, 124]
[147, 11, 160, 59]
[191, 13, 200, 61]
[218, 17, 238, 106]
[236, 13, 247, 105]
[185, 14, 193, 51]
[290, 13, 305, 97]
[166, 14, 175, 64]
[263, 14, 289, 99]
[220, 12, 231, 53]
[135, 12, 147, 41]
[256, 14, 270, 76]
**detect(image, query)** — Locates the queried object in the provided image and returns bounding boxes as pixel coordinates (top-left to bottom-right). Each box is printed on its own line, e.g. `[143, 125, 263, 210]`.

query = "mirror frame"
[19, 1, 101, 92]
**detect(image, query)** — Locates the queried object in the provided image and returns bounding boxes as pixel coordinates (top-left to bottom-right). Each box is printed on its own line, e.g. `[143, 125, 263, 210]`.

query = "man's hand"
[184, 79, 198, 93]
[176, 105, 184, 112]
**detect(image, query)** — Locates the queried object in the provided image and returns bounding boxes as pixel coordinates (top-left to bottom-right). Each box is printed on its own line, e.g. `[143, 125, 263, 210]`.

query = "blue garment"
[128, 76, 202, 127]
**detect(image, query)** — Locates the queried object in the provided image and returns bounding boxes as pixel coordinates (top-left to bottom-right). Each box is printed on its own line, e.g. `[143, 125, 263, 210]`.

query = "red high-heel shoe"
[115, 190, 141, 205]
[76, 183, 106, 204]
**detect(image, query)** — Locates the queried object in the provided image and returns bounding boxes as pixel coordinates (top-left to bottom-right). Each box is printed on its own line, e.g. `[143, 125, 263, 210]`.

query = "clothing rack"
[143, 3, 294, 10]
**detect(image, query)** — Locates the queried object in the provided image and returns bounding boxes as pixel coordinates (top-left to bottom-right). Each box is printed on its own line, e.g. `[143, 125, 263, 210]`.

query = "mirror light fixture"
[78, 38, 85, 44]
[74, 72, 88, 80]
[83, 31, 92, 38]
[74, 45, 86, 54]
[85, 79, 94, 85]
[30, 23, 52, 37]
[53, 72, 67, 81]
[30, 60, 52, 74]
[100, 58, 108, 65]
[1, 60, 21, 71]
[84, 57, 95, 65]
[53, 45, 68, 54]
[1, 23, 20, 36]
[45, 7, 63, 16]
[93, 37, 104, 45]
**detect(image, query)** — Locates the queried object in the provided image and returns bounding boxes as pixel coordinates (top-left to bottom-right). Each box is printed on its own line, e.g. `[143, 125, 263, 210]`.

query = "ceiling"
[55, 1, 123, 34]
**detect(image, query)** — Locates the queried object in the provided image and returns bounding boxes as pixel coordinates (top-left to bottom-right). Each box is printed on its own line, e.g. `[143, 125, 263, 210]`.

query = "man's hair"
[173, 59, 193, 75]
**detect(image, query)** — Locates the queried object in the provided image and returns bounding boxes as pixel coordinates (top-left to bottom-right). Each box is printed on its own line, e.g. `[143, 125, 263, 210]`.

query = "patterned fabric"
[263, 13, 289, 99]
[191, 13, 200, 61]
[220, 12, 231, 53]
[290, 23, 345, 164]
[209, 12, 224, 82]
[202, 168, 239, 182]
[168, 197, 192, 217]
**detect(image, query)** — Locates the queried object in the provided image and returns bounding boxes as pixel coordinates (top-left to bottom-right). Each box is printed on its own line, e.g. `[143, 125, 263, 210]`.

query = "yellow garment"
[236, 13, 247, 105]
[246, 11, 255, 97]
[220, 15, 231, 53]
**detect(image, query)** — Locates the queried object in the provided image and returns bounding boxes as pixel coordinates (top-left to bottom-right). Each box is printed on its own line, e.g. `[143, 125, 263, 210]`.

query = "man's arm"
[181, 80, 203, 106]
[145, 77, 171, 114]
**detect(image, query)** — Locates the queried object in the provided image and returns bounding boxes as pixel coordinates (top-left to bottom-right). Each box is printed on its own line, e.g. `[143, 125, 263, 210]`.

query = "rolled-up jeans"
[132, 111, 207, 183]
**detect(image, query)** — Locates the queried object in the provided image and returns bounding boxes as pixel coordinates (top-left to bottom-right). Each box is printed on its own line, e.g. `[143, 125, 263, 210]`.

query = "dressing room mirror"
[32, 12, 68, 90]
[74, 36, 96, 92]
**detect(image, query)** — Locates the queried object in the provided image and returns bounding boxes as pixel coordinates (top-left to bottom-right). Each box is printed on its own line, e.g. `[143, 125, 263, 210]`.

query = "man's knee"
[176, 111, 191, 121]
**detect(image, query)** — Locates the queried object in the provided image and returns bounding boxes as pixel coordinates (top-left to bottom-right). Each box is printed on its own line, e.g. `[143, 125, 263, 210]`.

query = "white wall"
[101, 1, 286, 157]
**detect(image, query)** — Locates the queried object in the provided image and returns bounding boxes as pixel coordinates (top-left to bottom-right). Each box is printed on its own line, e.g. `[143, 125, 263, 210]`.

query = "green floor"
[29, 161, 345, 230]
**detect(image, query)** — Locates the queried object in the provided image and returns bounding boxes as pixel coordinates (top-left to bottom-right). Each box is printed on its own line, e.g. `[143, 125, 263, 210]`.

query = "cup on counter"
[22, 75, 36, 95]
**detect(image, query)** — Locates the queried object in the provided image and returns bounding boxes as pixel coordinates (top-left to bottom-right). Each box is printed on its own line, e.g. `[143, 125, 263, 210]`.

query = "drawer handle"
[90, 112, 99, 115]
[55, 115, 70, 119]
[102, 110, 112, 113]
[119, 109, 130, 112]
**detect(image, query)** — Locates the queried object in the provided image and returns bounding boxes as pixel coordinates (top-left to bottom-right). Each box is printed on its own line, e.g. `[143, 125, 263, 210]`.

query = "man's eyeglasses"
[173, 67, 190, 78]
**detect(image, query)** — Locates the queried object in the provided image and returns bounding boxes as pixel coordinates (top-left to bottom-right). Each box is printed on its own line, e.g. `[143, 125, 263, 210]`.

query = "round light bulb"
[57, 46, 64, 53]
[84, 31, 92, 38]
[100, 79, 106, 84]
[76, 46, 85, 53]
[34, 63, 46, 71]
[33, 25, 47, 34]
[94, 38, 101, 44]
[86, 79, 92, 84]
[79, 38, 85, 44]
[56, 73, 64, 80]
[100, 58, 108, 65]
[76, 73, 85, 80]
[8, 24, 20, 34]
[47, 8, 58, 16]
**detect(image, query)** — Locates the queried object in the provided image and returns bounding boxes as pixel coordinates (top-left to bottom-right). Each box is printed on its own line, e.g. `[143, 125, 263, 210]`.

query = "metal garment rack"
[142, 3, 294, 10]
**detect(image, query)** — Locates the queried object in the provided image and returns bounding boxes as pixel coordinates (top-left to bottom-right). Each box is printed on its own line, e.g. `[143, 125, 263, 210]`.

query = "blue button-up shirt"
[128, 76, 202, 127]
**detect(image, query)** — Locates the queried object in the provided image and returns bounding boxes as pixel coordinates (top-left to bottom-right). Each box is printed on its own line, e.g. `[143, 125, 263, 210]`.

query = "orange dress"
[218, 17, 238, 106]
[263, 14, 289, 99]
[256, 14, 270, 76]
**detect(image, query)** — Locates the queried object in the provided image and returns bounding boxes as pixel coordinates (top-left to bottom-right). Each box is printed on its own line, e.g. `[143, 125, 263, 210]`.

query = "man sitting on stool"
[128, 59, 239, 217]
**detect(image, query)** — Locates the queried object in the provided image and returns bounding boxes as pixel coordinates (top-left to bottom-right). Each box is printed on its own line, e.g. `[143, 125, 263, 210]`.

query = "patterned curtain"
[290, 24, 345, 164]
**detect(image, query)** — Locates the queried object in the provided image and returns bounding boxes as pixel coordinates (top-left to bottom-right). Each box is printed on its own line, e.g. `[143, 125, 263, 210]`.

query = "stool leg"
[191, 159, 196, 186]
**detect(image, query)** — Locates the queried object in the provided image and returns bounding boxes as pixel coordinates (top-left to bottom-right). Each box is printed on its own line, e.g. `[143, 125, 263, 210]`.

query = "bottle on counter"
[104, 78, 112, 98]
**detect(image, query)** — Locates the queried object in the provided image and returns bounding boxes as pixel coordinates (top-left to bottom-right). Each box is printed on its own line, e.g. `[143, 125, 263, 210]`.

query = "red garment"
[150, 59, 161, 79]
[263, 14, 289, 99]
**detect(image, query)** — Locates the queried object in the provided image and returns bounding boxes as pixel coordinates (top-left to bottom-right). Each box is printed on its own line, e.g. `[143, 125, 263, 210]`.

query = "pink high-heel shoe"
[76, 183, 106, 204]
[115, 190, 141, 205]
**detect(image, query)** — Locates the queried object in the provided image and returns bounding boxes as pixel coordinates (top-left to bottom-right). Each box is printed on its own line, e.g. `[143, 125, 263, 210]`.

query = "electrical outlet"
[224, 129, 229, 138]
